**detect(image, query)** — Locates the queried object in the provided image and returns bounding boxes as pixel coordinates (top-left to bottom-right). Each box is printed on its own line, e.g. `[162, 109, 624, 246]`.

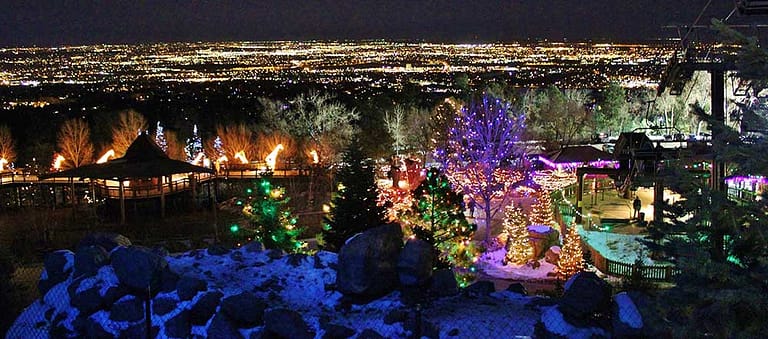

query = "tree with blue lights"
[185, 124, 204, 162]
[436, 95, 528, 244]
[241, 175, 304, 253]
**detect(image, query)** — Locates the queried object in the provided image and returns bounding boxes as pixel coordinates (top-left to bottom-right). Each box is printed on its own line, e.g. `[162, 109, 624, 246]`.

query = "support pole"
[576, 172, 584, 224]
[159, 176, 166, 219]
[119, 180, 126, 225]
[711, 68, 726, 192]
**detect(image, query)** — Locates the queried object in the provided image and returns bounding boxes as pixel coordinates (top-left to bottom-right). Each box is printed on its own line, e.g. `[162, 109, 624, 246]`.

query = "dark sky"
[0, 1, 745, 47]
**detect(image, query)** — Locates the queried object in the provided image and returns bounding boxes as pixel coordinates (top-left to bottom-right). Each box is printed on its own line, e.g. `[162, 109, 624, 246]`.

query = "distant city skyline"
[0, 1, 747, 47]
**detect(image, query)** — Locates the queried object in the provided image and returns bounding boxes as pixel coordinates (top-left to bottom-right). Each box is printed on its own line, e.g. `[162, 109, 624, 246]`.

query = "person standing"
[633, 196, 642, 219]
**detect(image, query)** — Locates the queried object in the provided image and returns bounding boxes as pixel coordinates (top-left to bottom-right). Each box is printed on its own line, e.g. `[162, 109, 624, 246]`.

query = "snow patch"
[615, 292, 643, 329]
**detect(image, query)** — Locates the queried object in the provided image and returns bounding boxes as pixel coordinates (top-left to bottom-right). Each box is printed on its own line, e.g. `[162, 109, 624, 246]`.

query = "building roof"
[544, 145, 613, 164]
[40, 133, 213, 180]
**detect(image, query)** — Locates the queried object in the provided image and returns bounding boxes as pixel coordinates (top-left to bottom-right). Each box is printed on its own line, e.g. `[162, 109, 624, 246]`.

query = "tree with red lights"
[436, 95, 528, 243]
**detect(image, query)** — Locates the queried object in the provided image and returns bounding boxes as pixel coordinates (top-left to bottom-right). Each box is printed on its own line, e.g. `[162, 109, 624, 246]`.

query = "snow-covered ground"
[579, 227, 670, 266]
[477, 248, 557, 281]
[9, 246, 546, 338]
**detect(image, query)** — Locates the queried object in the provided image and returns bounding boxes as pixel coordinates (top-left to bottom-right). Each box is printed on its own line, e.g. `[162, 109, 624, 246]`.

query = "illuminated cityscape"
[0, 40, 698, 91]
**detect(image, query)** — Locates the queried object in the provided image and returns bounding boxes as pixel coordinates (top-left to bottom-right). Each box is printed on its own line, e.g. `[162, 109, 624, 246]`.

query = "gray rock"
[84, 315, 113, 338]
[429, 269, 458, 297]
[74, 245, 109, 278]
[78, 232, 132, 252]
[118, 323, 159, 339]
[506, 283, 527, 295]
[559, 271, 612, 328]
[221, 291, 266, 327]
[266, 249, 285, 259]
[207, 244, 230, 255]
[70, 286, 104, 315]
[357, 329, 384, 339]
[111, 246, 168, 292]
[463, 280, 495, 297]
[190, 290, 223, 325]
[177, 276, 207, 301]
[264, 308, 315, 339]
[207, 312, 244, 339]
[243, 241, 264, 252]
[397, 238, 434, 287]
[153, 296, 177, 316]
[38, 250, 74, 296]
[544, 246, 561, 265]
[109, 295, 145, 322]
[159, 267, 180, 293]
[164, 309, 191, 338]
[287, 253, 308, 267]
[336, 223, 403, 298]
[322, 323, 356, 338]
[384, 309, 408, 325]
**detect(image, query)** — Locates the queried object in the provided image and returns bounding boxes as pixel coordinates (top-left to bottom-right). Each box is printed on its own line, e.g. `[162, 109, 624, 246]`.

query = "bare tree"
[216, 124, 256, 163]
[384, 105, 407, 154]
[286, 92, 360, 165]
[0, 125, 16, 167]
[111, 109, 147, 156]
[57, 119, 94, 168]
[437, 96, 528, 243]
[164, 130, 187, 160]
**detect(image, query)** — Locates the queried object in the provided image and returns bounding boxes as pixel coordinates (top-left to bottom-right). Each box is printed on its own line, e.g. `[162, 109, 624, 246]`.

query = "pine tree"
[529, 191, 556, 228]
[242, 175, 304, 253]
[502, 203, 532, 265]
[558, 224, 583, 280]
[404, 167, 477, 270]
[322, 138, 386, 252]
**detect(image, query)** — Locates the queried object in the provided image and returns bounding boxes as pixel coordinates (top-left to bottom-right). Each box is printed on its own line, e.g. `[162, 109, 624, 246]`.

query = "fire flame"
[97, 149, 115, 164]
[192, 152, 205, 166]
[309, 150, 319, 164]
[265, 144, 284, 169]
[52, 154, 66, 171]
[0, 158, 7, 171]
[234, 151, 248, 164]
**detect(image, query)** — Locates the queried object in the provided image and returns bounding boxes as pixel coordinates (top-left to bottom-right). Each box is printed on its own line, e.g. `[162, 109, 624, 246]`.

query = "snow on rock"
[541, 305, 608, 338]
[614, 292, 643, 329]
[478, 248, 556, 280]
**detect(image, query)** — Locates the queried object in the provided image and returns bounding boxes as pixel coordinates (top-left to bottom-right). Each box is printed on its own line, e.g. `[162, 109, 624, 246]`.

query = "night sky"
[0, 1, 748, 47]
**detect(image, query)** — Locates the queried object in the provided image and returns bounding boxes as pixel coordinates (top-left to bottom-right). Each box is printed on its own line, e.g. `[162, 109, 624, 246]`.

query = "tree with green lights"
[321, 137, 387, 252]
[404, 167, 477, 270]
[241, 175, 304, 253]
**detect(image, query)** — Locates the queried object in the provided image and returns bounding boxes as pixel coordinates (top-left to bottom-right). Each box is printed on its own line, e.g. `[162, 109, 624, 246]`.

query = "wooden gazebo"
[40, 133, 214, 224]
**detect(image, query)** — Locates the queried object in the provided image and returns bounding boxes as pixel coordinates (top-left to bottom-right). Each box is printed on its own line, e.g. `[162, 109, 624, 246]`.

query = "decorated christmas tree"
[502, 203, 532, 265]
[321, 137, 387, 252]
[529, 191, 556, 228]
[155, 122, 167, 153]
[557, 224, 584, 280]
[404, 167, 477, 272]
[185, 124, 204, 162]
[241, 175, 304, 253]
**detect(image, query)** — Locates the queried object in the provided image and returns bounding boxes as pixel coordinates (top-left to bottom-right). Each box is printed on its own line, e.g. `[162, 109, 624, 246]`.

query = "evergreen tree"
[529, 191, 556, 228]
[242, 175, 304, 253]
[403, 167, 477, 270]
[557, 224, 583, 280]
[322, 138, 386, 252]
[185, 124, 204, 162]
[502, 203, 532, 265]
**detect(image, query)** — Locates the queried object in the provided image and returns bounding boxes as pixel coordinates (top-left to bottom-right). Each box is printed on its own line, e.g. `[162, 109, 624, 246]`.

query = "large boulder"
[176, 276, 208, 301]
[527, 225, 559, 259]
[397, 238, 434, 287]
[559, 271, 612, 328]
[78, 232, 132, 252]
[336, 223, 403, 299]
[221, 291, 267, 327]
[74, 245, 109, 278]
[111, 246, 168, 292]
[189, 290, 223, 325]
[38, 250, 75, 296]
[263, 308, 315, 339]
[429, 269, 458, 298]
[109, 295, 145, 322]
[544, 246, 561, 265]
[67, 267, 125, 316]
[207, 312, 243, 339]
[164, 309, 191, 338]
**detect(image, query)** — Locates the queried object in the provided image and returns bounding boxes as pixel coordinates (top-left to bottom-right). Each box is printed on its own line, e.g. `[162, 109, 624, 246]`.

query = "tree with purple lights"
[436, 96, 528, 243]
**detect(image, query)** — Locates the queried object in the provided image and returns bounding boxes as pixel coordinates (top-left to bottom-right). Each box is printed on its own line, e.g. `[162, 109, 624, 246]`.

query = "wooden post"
[575, 172, 584, 224]
[119, 180, 126, 225]
[159, 176, 166, 219]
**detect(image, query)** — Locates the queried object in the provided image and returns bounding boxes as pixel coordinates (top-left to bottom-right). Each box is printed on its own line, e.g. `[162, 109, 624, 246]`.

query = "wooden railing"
[583, 240, 679, 282]
[93, 178, 197, 199]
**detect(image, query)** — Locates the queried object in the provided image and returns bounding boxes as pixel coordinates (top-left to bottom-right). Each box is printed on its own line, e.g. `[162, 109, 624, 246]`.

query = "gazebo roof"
[39, 133, 213, 180]
[544, 145, 613, 164]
